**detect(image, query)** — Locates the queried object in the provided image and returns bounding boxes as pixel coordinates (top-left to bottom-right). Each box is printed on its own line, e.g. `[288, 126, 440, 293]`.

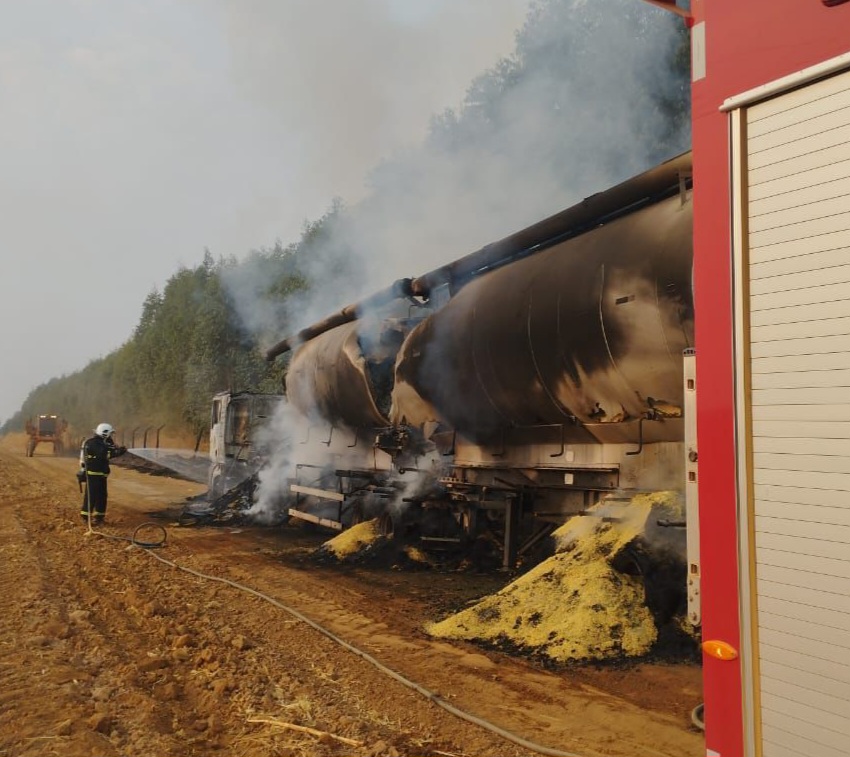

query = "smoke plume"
[218, 0, 691, 515]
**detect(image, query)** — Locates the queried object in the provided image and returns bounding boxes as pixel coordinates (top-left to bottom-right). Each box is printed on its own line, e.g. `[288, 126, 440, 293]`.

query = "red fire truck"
[684, 2, 850, 755]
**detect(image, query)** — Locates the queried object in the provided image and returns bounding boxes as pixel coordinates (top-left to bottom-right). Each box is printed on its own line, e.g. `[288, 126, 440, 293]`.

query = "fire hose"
[83, 519, 608, 757]
[83, 514, 167, 549]
[691, 703, 705, 731]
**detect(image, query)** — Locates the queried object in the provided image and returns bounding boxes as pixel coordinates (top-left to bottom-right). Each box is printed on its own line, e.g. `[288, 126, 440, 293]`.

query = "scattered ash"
[312, 529, 436, 572]
[111, 452, 196, 481]
[184, 482, 283, 528]
[650, 621, 701, 664]
[310, 520, 506, 573]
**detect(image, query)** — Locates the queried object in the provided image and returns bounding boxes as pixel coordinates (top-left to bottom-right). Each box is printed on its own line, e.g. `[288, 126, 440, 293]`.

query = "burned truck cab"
[208, 391, 284, 497]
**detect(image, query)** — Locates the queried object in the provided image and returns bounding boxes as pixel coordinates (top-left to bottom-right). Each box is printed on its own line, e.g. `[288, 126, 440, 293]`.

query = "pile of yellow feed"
[321, 520, 382, 558]
[426, 491, 683, 663]
[320, 519, 432, 565]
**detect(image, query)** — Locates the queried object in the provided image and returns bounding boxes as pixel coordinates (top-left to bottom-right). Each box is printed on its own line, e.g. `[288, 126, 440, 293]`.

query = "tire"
[349, 503, 365, 527]
[378, 511, 397, 539]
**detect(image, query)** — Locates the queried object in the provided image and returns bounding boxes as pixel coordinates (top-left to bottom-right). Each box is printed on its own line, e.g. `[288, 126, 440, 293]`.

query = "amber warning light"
[702, 640, 739, 661]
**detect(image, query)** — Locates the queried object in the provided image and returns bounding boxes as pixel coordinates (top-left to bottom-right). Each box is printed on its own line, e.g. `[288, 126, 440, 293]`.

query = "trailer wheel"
[378, 511, 404, 540]
[349, 504, 365, 527]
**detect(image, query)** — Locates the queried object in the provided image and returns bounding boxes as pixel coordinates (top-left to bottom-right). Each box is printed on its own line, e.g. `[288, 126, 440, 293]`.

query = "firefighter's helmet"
[95, 423, 114, 439]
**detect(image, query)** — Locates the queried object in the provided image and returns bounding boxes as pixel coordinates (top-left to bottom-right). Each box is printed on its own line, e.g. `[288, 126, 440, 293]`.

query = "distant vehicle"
[208, 391, 284, 498]
[25, 414, 68, 457]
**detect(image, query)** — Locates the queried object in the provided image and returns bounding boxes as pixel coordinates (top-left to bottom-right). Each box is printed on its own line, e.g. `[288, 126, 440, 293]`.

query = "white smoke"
[218, 0, 690, 516]
[213, 0, 532, 219]
[333, 1, 689, 292]
[246, 400, 303, 521]
[223, 0, 688, 343]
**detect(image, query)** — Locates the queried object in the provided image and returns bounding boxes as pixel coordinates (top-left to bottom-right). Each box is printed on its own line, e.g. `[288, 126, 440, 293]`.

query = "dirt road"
[0, 434, 703, 757]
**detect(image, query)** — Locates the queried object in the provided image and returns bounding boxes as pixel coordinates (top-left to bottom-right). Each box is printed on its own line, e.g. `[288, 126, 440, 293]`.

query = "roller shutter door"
[746, 69, 850, 757]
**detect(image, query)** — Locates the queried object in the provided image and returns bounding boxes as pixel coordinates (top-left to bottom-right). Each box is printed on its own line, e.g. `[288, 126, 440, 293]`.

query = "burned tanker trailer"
[266, 152, 695, 566]
[277, 297, 433, 531]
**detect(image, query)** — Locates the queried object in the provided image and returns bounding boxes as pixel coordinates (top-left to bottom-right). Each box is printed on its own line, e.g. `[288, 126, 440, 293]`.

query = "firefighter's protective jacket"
[82, 436, 125, 476]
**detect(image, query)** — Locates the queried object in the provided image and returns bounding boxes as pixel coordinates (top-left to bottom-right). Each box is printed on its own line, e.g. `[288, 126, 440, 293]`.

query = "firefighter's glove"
[116, 446, 128, 456]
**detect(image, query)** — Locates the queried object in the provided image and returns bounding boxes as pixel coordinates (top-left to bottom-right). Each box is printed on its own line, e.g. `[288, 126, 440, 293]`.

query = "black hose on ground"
[130, 522, 168, 548]
[84, 518, 167, 548]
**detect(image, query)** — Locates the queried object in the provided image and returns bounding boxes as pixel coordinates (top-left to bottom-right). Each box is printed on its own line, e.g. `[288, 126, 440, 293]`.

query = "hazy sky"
[0, 0, 531, 425]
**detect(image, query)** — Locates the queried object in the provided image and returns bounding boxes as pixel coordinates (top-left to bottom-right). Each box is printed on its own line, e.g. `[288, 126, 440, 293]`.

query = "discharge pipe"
[266, 151, 692, 361]
[265, 278, 413, 361]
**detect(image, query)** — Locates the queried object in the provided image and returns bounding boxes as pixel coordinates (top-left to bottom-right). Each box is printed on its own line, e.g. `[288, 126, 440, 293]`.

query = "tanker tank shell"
[286, 320, 390, 430]
[390, 192, 693, 445]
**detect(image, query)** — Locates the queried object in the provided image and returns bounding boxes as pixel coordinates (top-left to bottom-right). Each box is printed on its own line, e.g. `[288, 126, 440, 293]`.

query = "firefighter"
[80, 423, 127, 525]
